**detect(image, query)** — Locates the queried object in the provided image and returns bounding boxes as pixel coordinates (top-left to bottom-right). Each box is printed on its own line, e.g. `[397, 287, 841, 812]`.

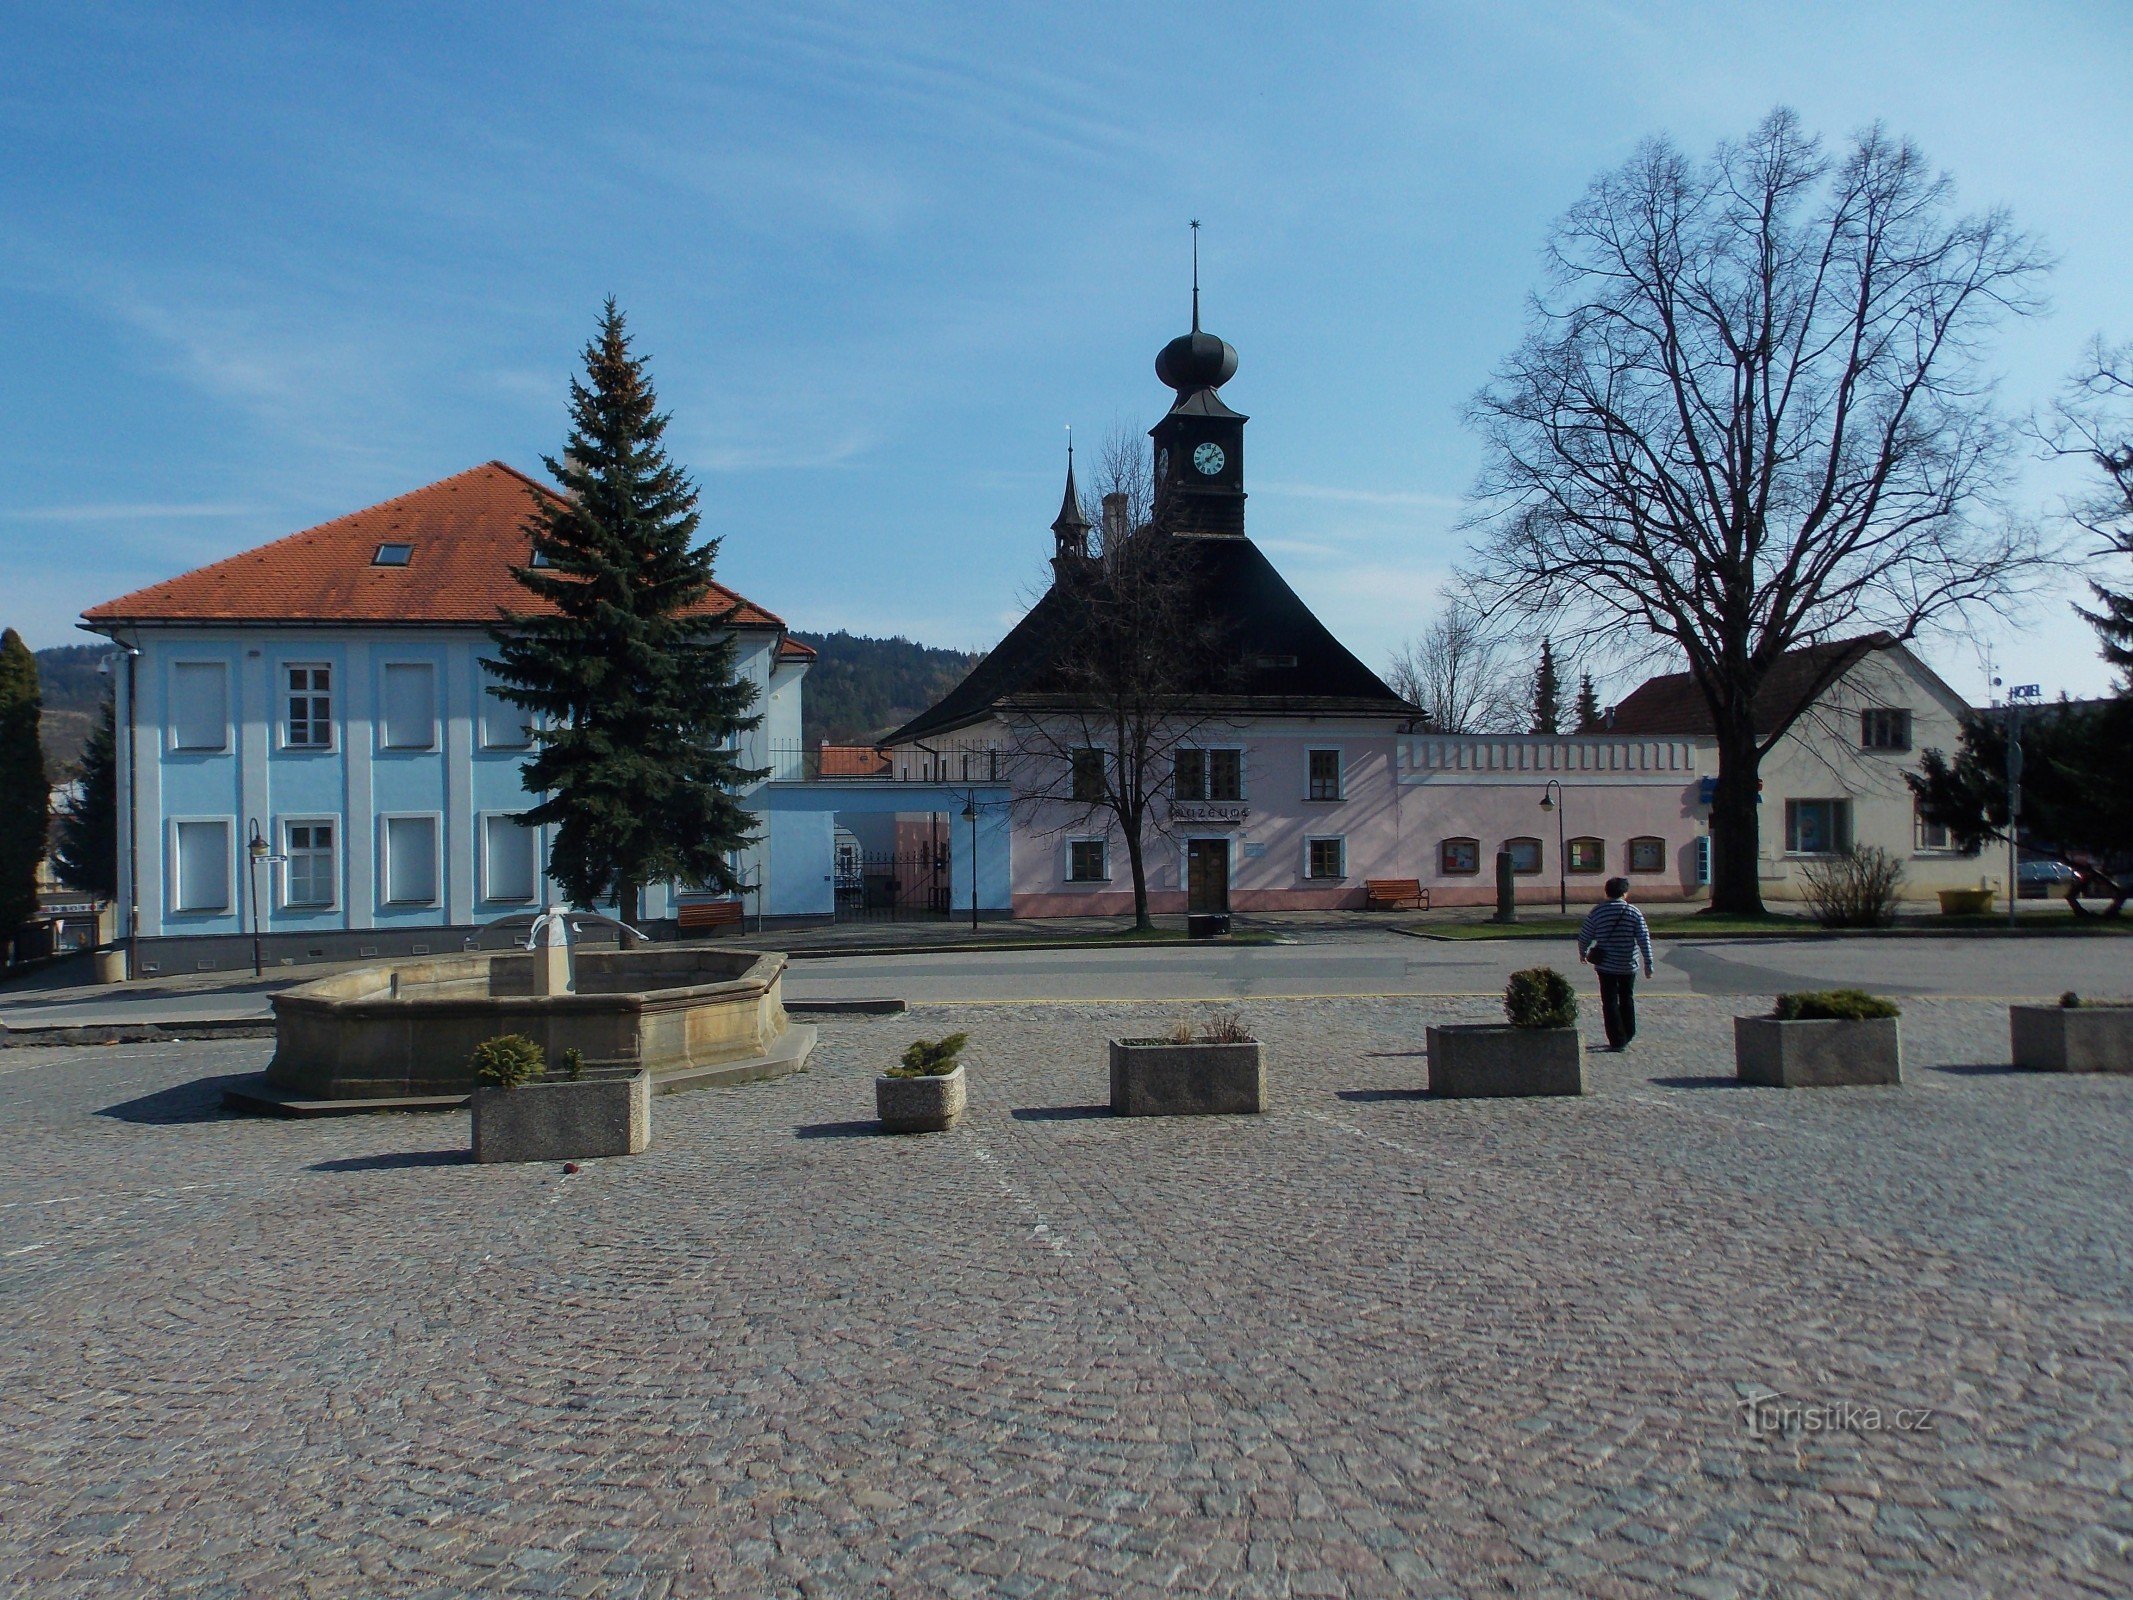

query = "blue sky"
[4, 2, 2128, 702]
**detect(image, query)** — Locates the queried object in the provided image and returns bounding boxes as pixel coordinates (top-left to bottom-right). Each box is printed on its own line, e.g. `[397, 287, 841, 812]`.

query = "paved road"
[3, 934, 2125, 1030]
[783, 934, 2131, 1005]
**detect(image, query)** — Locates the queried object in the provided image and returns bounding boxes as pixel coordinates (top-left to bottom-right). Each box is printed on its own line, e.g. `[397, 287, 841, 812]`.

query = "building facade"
[82, 462, 809, 973]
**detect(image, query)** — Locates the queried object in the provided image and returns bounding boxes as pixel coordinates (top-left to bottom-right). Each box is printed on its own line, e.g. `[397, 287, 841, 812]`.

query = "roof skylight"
[373, 543, 413, 567]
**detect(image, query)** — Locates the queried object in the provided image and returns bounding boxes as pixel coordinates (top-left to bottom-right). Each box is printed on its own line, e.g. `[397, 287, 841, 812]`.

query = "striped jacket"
[1578, 899, 1653, 975]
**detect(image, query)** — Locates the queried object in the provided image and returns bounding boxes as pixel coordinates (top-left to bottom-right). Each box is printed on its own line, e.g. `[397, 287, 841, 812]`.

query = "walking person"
[1578, 877, 1654, 1050]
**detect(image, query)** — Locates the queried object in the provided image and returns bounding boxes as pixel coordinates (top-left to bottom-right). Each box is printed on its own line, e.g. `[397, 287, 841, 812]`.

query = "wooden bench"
[1365, 879, 1429, 911]
[675, 899, 746, 934]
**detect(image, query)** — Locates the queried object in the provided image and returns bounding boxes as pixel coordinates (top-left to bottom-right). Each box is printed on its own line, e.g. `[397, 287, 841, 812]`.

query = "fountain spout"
[527, 907, 573, 996]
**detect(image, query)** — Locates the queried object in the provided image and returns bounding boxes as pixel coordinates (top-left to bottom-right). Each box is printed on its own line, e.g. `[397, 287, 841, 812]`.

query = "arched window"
[1627, 836, 1668, 874]
[1439, 837, 1481, 875]
[1567, 837, 1606, 874]
[1503, 836, 1542, 875]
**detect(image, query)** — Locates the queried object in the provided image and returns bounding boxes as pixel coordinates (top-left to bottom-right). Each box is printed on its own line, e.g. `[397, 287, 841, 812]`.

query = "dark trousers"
[1598, 969, 1638, 1048]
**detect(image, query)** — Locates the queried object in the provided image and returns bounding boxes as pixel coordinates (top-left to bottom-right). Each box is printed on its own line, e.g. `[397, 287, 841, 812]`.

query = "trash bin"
[93, 946, 128, 984]
[1187, 913, 1231, 940]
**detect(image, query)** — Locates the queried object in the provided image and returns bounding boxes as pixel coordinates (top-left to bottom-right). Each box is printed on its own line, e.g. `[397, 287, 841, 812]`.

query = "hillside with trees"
[32, 644, 111, 776]
[794, 632, 980, 745]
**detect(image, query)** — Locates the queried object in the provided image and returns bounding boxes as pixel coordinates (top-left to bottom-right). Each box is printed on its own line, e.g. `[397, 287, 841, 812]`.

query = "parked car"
[2018, 858, 2080, 899]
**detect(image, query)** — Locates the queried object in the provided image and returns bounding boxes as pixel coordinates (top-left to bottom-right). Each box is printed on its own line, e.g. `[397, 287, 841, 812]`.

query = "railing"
[760, 741, 1008, 784]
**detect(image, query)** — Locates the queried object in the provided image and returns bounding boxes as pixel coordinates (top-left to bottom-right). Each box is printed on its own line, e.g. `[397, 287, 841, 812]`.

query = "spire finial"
[1189, 219, 1201, 332]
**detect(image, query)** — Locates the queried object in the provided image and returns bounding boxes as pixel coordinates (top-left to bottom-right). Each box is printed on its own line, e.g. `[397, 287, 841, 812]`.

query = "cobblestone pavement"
[3, 996, 2131, 1599]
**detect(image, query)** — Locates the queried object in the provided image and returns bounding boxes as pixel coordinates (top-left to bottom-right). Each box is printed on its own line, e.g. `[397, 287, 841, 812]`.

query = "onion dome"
[1156, 323, 1237, 395]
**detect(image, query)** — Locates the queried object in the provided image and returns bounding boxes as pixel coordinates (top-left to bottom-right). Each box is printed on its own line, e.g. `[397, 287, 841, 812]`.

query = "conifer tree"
[54, 693, 118, 902]
[491, 302, 764, 927]
[1529, 639, 1561, 734]
[1573, 672, 1604, 733]
[0, 630, 47, 961]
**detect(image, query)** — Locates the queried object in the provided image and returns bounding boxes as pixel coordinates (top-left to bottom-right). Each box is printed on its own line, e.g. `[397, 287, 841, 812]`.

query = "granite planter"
[2010, 1005, 2133, 1073]
[471, 1069, 651, 1163]
[1734, 1016, 1902, 1087]
[1937, 888, 1995, 916]
[1425, 1025, 1584, 1098]
[876, 1064, 966, 1133]
[1109, 1039, 1266, 1116]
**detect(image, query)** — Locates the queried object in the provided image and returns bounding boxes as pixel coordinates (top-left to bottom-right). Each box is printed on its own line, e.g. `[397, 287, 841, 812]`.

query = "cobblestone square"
[3, 996, 2131, 1597]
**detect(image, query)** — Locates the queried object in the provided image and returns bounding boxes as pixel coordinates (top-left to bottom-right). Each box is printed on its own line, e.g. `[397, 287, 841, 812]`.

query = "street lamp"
[961, 799, 980, 932]
[245, 819, 284, 978]
[1538, 780, 1567, 917]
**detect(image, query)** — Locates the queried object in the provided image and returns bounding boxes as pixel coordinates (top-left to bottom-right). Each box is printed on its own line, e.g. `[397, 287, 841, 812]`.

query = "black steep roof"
[885, 531, 1414, 745]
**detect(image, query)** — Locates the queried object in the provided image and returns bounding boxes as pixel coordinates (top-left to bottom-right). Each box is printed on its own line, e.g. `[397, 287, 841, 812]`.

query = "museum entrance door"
[1186, 838, 1231, 916]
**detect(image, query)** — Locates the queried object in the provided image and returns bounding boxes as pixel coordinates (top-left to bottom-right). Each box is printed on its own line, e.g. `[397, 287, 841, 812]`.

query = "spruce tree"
[1573, 672, 1604, 733]
[491, 302, 764, 927]
[1529, 639, 1561, 734]
[54, 692, 118, 902]
[0, 630, 47, 961]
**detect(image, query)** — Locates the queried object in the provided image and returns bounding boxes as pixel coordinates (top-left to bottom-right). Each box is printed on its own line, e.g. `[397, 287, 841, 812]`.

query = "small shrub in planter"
[1736, 991, 1902, 1087]
[877, 1034, 969, 1132]
[470, 1033, 545, 1089]
[2012, 993, 2133, 1072]
[1111, 1012, 1265, 1117]
[1427, 967, 1583, 1098]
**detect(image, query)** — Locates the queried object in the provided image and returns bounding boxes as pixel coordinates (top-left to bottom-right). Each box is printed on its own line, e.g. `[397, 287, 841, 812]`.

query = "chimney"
[1101, 492, 1129, 548]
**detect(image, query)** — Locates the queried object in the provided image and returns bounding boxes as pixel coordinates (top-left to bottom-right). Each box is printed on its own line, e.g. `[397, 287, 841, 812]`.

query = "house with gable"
[81, 461, 811, 973]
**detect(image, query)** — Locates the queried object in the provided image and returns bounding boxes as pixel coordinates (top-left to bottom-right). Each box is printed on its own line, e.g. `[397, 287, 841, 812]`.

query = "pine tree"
[491, 302, 764, 926]
[54, 692, 118, 901]
[2079, 582, 2133, 690]
[1573, 672, 1604, 733]
[0, 630, 48, 961]
[1529, 639, 1561, 735]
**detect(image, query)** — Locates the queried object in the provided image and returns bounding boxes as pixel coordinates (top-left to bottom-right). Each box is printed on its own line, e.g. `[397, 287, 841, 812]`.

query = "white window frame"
[281, 661, 335, 751]
[478, 661, 534, 751]
[1305, 747, 1343, 802]
[167, 660, 231, 753]
[279, 816, 340, 911]
[479, 812, 540, 904]
[168, 816, 234, 915]
[1915, 804, 1955, 854]
[378, 812, 443, 907]
[1304, 835, 1347, 881]
[377, 660, 439, 752]
[1065, 837, 1110, 883]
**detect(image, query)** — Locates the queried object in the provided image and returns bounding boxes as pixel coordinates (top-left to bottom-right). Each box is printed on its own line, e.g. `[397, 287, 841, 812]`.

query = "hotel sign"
[1169, 801, 1249, 825]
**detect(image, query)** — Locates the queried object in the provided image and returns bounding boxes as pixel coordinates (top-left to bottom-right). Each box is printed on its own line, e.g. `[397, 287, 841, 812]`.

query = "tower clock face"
[1193, 442, 1227, 475]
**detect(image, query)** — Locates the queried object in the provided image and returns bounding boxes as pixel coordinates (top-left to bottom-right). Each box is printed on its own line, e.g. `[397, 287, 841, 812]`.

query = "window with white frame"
[169, 661, 230, 751]
[1306, 836, 1346, 880]
[1067, 839, 1108, 882]
[478, 663, 533, 749]
[1785, 798, 1852, 855]
[1916, 803, 1955, 853]
[172, 819, 232, 912]
[282, 820, 337, 908]
[379, 662, 437, 750]
[381, 815, 440, 905]
[1175, 746, 1244, 801]
[482, 815, 538, 903]
[1860, 708, 1912, 751]
[1306, 748, 1342, 801]
[284, 664, 333, 749]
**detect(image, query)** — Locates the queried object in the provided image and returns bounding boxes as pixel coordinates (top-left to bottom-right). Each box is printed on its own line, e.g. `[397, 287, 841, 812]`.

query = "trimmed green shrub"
[1772, 990, 1901, 1022]
[471, 1033, 546, 1089]
[2062, 991, 2083, 1009]
[561, 1046, 585, 1080]
[1505, 967, 1577, 1030]
[890, 1033, 968, 1078]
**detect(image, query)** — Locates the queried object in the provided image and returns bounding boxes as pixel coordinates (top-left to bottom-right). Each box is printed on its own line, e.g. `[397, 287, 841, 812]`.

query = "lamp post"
[244, 819, 283, 978]
[1538, 780, 1567, 917]
[961, 799, 979, 932]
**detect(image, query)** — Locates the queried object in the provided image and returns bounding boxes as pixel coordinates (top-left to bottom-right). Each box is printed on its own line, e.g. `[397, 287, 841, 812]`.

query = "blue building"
[82, 462, 813, 973]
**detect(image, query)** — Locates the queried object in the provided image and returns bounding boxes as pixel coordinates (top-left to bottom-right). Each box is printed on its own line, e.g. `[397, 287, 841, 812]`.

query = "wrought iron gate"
[833, 845, 951, 922]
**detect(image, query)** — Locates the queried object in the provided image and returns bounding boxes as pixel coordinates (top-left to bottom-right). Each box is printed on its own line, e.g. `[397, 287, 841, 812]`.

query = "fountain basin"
[264, 947, 809, 1101]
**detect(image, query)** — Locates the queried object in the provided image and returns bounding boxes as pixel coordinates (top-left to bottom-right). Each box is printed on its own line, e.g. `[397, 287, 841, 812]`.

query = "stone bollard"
[1493, 850, 1517, 924]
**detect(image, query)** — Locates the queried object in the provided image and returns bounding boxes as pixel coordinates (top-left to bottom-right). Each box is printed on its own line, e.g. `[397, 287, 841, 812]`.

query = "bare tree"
[1079, 421, 1155, 545]
[1002, 493, 1235, 930]
[1385, 595, 1525, 732]
[1461, 108, 2053, 913]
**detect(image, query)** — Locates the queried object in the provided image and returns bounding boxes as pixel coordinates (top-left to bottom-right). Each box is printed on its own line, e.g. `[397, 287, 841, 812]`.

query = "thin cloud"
[4, 502, 259, 522]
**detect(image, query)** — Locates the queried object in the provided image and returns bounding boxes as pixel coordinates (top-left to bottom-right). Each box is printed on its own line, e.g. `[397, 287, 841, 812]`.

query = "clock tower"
[1149, 239, 1247, 536]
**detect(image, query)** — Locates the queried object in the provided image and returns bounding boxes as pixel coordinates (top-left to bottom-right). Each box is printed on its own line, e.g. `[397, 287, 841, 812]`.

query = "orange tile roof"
[777, 636, 817, 660]
[817, 743, 891, 777]
[81, 461, 787, 631]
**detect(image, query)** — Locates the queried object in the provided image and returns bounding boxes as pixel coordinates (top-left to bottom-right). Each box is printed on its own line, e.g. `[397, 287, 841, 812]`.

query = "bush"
[561, 1046, 585, 1080]
[2062, 991, 2082, 1009]
[1800, 846, 1906, 928]
[1505, 966, 1577, 1029]
[891, 1033, 968, 1078]
[1772, 990, 1901, 1022]
[471, 1033, 546, 1089]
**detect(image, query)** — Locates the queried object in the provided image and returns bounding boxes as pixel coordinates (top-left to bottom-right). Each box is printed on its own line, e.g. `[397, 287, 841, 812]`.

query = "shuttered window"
[380, 663, 437, 750]
[169, 662, 229, 751]
[383, 816, 440, 905]
[172, 819, 232, 912]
